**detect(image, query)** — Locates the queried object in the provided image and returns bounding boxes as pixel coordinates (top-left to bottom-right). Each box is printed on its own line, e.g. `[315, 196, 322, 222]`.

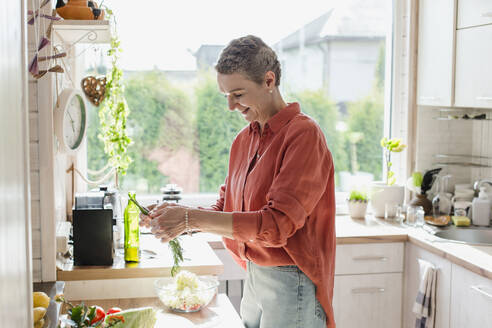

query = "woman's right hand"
[139, 203, 157, 228]
[138, 202, 177, 228]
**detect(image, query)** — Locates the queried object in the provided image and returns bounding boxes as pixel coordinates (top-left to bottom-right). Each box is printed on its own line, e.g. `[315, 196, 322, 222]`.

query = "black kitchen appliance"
[73, 191, 114, 266]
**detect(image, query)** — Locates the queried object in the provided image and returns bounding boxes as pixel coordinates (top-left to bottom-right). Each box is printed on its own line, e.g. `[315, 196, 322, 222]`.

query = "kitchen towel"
[413, 258, 437, 328]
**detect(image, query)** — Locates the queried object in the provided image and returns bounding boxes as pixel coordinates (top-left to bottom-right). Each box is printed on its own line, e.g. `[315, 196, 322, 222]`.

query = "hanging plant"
[98, 7, 132, 178]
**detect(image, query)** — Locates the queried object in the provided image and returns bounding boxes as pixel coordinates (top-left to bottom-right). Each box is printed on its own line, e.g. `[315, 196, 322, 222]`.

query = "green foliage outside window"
[121, 71, 195, 192]
[195, 71, 245, 192]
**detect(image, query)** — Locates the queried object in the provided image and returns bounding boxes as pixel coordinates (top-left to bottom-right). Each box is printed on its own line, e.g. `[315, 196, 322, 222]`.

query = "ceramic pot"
[409, 193, 432, 215]
[370, 182, 405, 218]
[347, 200, 368, 219]
[57, 0, 105, 20]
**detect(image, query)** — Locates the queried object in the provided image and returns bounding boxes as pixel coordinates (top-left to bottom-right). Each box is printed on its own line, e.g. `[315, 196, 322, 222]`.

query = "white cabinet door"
[416, 0, 456, 106]
[333, 273, 402, 328]
[402, 243, 452, 328]
[450, 264, 492, 328]
[455, 25, 492, 108]
[457, 0, 492, 29]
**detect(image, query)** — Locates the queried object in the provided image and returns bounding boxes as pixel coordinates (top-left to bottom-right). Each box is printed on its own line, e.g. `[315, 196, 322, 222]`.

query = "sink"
[434, 228, 492, 245]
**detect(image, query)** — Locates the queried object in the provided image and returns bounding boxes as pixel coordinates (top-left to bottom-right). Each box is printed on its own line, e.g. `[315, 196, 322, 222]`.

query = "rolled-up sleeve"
[232, 127, 332, 247]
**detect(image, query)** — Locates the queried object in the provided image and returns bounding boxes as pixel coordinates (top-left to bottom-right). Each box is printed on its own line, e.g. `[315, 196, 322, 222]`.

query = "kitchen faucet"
[473, 178, 492, 191]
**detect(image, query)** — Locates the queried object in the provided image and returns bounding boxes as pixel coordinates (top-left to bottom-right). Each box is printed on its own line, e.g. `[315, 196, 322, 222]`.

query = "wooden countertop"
[334, 216, 492, 279]
[66, 294, 244, 328]
[57, 235, 223, 281]
[197, 216, 492, 280]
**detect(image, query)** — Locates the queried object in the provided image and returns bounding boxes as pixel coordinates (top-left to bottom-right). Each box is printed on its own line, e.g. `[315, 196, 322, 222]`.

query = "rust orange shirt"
[212, 102, 336, 328]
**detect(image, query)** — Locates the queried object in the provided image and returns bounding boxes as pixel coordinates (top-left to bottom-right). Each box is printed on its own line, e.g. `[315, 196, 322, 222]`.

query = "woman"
[140, 35, 336, 328]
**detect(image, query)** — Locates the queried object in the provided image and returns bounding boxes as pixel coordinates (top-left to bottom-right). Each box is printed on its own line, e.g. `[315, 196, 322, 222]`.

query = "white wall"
[0, 0, 33, 326]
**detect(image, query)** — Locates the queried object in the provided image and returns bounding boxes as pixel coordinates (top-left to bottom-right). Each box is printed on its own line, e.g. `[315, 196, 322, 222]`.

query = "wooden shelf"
[52, 20, 111, 44]
[57, 235, 224, 281]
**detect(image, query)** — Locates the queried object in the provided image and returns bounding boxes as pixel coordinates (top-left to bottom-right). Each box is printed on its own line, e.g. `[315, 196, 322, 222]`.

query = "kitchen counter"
[335, 215, 492, 279]
[57, 234, 223, 281]
[66, 293, 244, 328]
[198, 215, 492, 280]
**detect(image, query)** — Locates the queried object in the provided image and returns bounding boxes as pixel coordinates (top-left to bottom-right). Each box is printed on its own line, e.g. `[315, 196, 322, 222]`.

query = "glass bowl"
[154, 275, 219, 312]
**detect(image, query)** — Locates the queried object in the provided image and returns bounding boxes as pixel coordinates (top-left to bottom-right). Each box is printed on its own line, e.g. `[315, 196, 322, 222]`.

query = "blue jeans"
[240, 261, 326, 328]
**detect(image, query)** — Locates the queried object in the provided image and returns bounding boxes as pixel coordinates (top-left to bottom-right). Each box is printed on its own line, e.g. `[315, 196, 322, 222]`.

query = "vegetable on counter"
[55, 295, 124, 327]
[127, 192, 184, 276]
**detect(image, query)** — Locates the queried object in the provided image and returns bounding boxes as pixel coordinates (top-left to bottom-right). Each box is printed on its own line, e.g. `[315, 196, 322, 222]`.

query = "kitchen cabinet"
[402, 243, 452, 328]
[334, 273, 402, 328]
[416, 0, 456, 106]
[333, 243, 404, 328]
[454, 25, 492, 108]
[450, 264, 492, 328]
[457, 0, 492, 29]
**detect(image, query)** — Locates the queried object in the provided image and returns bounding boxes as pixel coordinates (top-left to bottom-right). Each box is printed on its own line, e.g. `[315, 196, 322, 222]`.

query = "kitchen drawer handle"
[481, 12, 492, 18]
[351, 287, 386, 294]
[470, 285, 492, 300]
[476, 96, 492, 101]
[353, 256, 388, 262]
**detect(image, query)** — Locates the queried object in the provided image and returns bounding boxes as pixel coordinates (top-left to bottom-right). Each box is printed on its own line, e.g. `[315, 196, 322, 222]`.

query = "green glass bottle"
[124, 193, 140, 262]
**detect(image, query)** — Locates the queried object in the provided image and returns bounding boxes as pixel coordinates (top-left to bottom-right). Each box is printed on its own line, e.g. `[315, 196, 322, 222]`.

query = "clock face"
[63, 94, 86, 150]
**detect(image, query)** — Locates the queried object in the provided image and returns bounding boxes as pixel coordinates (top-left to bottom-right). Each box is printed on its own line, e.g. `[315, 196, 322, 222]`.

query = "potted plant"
[347, 189, 369, 219]
[370, 137, 407, 217]
[98, 6, 131, 188]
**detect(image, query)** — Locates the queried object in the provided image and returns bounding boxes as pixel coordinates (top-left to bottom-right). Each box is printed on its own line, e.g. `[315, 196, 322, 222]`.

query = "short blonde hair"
[215, 35, 281, 86]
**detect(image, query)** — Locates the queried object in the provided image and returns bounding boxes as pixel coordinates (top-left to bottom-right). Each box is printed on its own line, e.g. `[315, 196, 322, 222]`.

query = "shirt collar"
[249, 102, 301, 135]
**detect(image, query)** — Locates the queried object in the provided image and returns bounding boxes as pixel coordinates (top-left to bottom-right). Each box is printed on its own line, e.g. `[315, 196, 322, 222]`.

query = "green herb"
[127, 192, 184, 277]
[98, 7, 132, 179]
[127, 192, 149, 215]
[169, 238, 184, 277]
[348, 190, 368, 202]
[55, 295, 123, 327]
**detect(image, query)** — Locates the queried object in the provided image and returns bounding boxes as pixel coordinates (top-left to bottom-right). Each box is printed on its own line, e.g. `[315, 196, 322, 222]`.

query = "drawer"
[458, 0, 492, 29]
[335, 242, 404, 275]
[333, 273, 403, 328]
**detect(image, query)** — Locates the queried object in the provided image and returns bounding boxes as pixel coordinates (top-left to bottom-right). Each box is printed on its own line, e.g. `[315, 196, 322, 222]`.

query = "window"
[84, 0, 395, 207]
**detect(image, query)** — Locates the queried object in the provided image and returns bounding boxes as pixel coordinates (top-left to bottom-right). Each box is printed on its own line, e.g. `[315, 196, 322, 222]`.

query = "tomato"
[106, 307, 122, 315]
[90, 306, 106, 325]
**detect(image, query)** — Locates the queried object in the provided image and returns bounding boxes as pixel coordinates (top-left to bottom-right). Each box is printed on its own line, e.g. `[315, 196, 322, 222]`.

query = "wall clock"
[54, 88, 87, 153]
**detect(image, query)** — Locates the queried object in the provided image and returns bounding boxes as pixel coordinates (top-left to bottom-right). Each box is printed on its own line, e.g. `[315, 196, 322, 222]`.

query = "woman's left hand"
[149, 205, 187, 243]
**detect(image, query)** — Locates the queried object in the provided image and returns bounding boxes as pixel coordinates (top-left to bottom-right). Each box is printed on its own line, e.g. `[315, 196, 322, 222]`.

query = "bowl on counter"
[154, 275, 219, 313]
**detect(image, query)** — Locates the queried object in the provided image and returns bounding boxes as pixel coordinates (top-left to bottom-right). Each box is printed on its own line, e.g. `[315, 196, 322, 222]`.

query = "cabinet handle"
[481, 12, 492, 18]
[476, 96, 492, 101]
[470, 285, 492, 300]
[351, 287, 386, 294]
[353, 256, 388, 261]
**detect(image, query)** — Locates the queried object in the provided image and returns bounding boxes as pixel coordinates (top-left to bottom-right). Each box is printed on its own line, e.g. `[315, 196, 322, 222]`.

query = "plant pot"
[370, 182, 405, 218]
[57, 0, 105, 20]
[409, 193, 432, 215]
[347, 200, 368, 219]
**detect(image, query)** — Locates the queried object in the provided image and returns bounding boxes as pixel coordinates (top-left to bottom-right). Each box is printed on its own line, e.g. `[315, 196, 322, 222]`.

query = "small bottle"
[124, 192, 140, 262]
[471, 187, 491, 226]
